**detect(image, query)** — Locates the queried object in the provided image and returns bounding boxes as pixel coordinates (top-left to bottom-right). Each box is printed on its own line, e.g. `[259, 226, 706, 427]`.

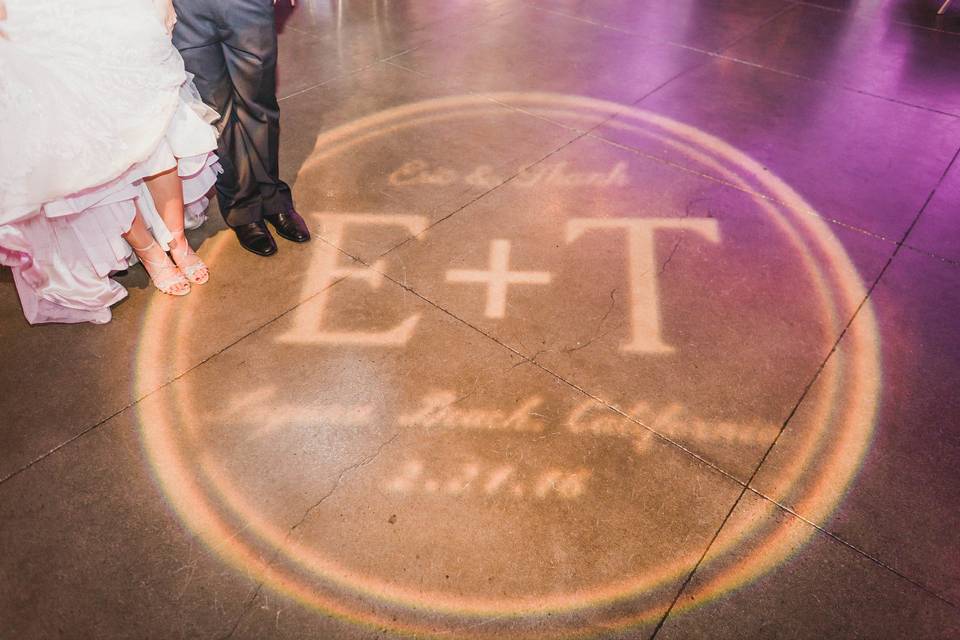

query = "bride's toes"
[170, 232, 209, 285]
[152, 266, 191, 297]
[130, 239, 191, 297]
[196, 265, 209, 284]
[166, 279, 191, 296]
[179, 258, 209, 285]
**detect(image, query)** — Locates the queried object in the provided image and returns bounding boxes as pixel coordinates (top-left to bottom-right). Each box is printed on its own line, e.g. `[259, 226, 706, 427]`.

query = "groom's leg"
[220, 1, 294, 219]
[173, 0, 265, 227]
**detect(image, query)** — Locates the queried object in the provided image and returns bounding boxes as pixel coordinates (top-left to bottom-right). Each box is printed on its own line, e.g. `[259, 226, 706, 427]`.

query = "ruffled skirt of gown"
[0, 86, 220, 325]
[0, 0, 221, 325]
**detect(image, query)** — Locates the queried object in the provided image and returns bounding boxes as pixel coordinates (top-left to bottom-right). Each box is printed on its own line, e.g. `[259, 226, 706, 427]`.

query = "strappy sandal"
[168, 230, 209, 285]
[130, 240, 191, 296]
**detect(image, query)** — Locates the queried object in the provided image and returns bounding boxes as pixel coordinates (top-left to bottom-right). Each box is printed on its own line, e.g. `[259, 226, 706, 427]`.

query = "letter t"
[566, 218, 720, 353]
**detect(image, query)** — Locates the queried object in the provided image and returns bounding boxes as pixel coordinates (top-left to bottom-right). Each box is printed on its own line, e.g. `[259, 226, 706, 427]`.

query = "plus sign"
[446, 239, 552, 319]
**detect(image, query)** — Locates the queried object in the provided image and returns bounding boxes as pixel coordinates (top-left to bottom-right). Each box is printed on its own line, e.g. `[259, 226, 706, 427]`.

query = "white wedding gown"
[0, 0, 220, 324]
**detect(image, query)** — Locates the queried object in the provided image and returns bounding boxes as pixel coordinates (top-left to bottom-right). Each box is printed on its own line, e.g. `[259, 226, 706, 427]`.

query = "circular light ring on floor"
[135, 93, 880, 637]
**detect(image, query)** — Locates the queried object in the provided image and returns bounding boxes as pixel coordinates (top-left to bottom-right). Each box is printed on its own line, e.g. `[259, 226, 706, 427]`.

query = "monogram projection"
[280, 213, 720, 353]
[135, 94, 880, 638]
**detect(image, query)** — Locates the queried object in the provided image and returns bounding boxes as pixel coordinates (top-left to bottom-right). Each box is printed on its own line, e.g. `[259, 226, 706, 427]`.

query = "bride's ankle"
[130, 238, 163, 260]
[169, 231, 192, 253]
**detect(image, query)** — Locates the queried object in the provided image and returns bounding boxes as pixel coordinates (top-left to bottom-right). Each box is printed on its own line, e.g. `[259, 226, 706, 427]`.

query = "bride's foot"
[169, 230, 209, 285]
[130, 240, 190, 296]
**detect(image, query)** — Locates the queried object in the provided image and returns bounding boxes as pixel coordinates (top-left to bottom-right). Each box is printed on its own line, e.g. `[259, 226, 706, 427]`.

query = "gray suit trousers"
[172, 0, 293, 227]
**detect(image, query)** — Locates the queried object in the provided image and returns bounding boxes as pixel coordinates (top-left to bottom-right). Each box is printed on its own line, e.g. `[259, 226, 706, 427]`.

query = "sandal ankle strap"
[129, 239, 158, 253]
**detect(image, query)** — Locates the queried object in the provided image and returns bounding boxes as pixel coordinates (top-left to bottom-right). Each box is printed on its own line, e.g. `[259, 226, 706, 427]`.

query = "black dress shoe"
[264, 209, 311, 243]
[234, 221, 277, 257]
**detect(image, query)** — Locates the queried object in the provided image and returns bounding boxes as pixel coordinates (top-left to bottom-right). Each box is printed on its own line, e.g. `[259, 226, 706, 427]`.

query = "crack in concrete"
[659, 236, 684, 275]
[563, 287, 618, 353]
[217, 582, 264, 640]
[526, 347, 554, 364]
[448, 375, 483, 408]
[600, 287, 618, 324]
[290, 431, 402, 533]
[216, 431, 402, 639]
[562, 328, 614, 354]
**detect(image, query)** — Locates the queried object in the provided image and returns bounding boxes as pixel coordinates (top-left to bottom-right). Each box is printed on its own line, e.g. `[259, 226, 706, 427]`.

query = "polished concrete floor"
[3, 1, 960, 638]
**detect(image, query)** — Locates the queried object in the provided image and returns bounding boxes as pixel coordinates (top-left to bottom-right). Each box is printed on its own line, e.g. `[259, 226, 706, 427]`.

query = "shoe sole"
[238, 241, 277, 257]
[275, 232, 311, 243]
[265, 223, 311, 244]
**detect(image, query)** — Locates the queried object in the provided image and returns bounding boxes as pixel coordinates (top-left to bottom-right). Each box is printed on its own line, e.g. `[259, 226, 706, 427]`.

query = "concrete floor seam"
[743, 484, 960, 610]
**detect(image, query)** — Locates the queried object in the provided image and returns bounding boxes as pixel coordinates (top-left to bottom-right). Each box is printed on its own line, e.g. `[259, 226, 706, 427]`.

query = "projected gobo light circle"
[135, 94, 880, 636]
